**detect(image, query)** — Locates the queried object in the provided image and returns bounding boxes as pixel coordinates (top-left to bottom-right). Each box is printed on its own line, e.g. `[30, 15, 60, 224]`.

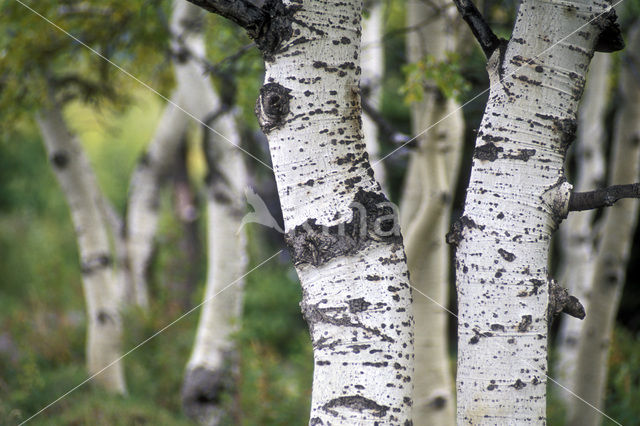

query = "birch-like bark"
[265, 2, 414, 421]
[125, 0, 210, 309]
[361, 0, 386, 188]
[37, 104, 126, 394]
[174, 3, 248, 424]
[189, 0, 415, 422]
[400, 1, 463, 423]
[567, 22, 640, 426]
[182, 109, 247, 424]
[554, 52, 610, 401]
[452, 0, 621, 422]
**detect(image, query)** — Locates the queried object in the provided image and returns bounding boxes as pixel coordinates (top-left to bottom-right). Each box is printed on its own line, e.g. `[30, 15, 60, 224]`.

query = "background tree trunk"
[554, 52, 610, 403]
[401, 0, 463, 424]
[175, 2, 248, 424]
[125, 0, 211, 309]
[37, 103, 127, 394]
[361, 0, 386, 188]
[568, 21, 640, 426]
[453, 0, 618, 422]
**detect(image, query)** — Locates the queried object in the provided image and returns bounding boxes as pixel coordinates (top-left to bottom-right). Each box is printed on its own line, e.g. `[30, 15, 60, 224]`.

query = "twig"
[569, 183, 640, 212]
[361, 94, 411, 146]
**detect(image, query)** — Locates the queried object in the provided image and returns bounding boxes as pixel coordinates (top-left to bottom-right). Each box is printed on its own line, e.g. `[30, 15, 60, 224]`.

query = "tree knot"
[547, 278, 585, 325]
[540, 178, 572, 229]
[255, 82, 291, 133]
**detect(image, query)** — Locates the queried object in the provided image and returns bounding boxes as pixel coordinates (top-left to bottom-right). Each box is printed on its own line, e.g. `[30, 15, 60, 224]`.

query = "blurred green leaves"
[400, 52, 471, 104]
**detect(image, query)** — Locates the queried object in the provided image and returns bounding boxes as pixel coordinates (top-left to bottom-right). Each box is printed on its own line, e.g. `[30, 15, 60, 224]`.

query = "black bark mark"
[81, 253, 112, 275]
[96, 311, 113, 325]
[517, 315, 532, 332]
[510, 379, 527, 390]
[285, 190, 402, 267]
[322, 395, 389, 418]
[498, 248, 516, 262]
[473, 142, 503, 162]
[255, 83, 292, 133]
[446, 215, 485, 246]
[551, 116, 577, 152]
[504, 148, 536, 162]
[347, 297, 371, 313]
[593, 8, 624, 53]
[50, 151, 69, 169]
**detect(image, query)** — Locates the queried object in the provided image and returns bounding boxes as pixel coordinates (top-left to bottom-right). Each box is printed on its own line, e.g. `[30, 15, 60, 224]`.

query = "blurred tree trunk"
[554, 52, 610, 403]
[36, 102, 127, 394]
[189, 0, 415, 422]
[400, 0, 463, 424]
[568, 22, 640, 426]
[173, 2, 247, 425]
[361, 0, 386, 188]
[452, 0, 621, 422]
[125, 0, 213, 309]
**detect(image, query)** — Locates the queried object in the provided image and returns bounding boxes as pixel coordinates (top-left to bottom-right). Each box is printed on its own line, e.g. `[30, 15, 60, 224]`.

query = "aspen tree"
[554, 52, 610, 402]
[188, 0, 415, 422]
[37, 102, 127, 393]
[172, 2, 248, 424]
[400, 0, 464, 423]
[451, 0, 624, 422]
[568, 21, 640, 426]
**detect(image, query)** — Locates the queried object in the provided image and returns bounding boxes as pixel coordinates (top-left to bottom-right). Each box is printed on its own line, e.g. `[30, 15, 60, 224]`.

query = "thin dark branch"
[452, 0, 500, 58]
[569, 183, 640, 212]
[185, 0, 266, 38]
[361, 93, 411, 146]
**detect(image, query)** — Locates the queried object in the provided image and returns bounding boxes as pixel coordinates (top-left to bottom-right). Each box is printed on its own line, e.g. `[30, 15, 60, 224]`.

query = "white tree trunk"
[361, 0, 386, 188]
[37, 104, 126, 394]
[568, 22, 640, 426]
[554, 52, 610, 402]
[401, 1, 463, 424]
[175, 3, 248, 424]
[182, 110, 247, 424]
[250, 0, 414, 422]
[453, 1, 618, 422]
[125, 0, 215, 309]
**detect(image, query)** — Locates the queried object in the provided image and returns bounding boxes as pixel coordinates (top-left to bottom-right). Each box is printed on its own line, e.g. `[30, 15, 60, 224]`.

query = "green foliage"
[400, 52, 471, 104]
[605, 327, 640, 423]
[0, 0, 173, 119]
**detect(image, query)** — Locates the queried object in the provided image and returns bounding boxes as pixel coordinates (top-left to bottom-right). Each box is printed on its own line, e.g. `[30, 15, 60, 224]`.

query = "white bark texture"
[453, 1, 616, 422]
[254, 0, 414, 422]
[176, 3, 248, 424]
[37, 105, 126, 393]
[401, 0, 463, 424]
[554, 52, 610, 401]
[125, 0, 212, 308]
[361, 0, 386, 188]
[568, 22, 640, 426]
